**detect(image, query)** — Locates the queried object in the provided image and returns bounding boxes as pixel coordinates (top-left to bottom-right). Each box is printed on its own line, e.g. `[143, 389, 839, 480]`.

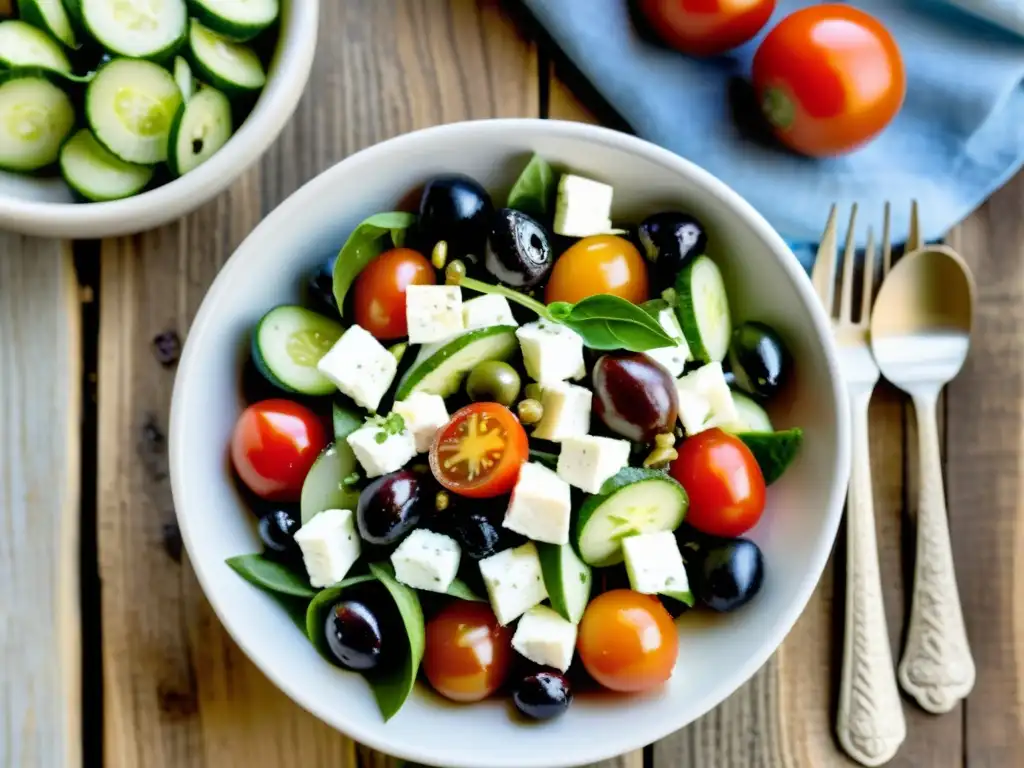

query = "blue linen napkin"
[522, 0, 1024, 266]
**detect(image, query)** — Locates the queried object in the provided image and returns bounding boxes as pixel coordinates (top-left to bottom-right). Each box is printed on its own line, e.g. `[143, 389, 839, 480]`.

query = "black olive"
[693, 538, 764, 612]
[257, 509, 300, 557]
[453, 512, 502, 560]
[307, 252, 339, 314]
[484, 208, 553, 289]
[728, 321, 789, 399]
[638, 211, 707, 288]
[356, 469, 424, 545]
[513, 671, 573, 721]
[324, 599, 384, 670]
[418, 174, 493, 266]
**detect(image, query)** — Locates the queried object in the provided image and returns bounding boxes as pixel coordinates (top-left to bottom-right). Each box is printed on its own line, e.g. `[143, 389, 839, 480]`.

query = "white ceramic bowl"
[0, 1, 318, 239]
[170, 120, 850, 768]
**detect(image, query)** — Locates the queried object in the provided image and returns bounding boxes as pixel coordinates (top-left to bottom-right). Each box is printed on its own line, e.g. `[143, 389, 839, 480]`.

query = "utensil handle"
[898, 392, 976, 713]
[837, 388, 906, 767]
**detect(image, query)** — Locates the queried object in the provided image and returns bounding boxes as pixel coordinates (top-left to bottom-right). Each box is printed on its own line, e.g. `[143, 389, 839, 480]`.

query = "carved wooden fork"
[812, 203, 907, 767]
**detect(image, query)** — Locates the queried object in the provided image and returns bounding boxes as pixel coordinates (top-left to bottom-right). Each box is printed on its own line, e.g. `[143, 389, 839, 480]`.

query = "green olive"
[466, 361, 522, 406]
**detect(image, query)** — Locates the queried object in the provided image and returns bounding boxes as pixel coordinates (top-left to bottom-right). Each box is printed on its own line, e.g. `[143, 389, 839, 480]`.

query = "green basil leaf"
[550, 294, 676, 352]
[446, 577, 485, 602]
[305, 574, 377, 653]
[640, 298, 671, 319]
[366, 563, 426, 722]
[331, 212, 417, 314]
[507, 154, 555, 219]
[226, 554, 317, 598]
[391, 227, 407, 248]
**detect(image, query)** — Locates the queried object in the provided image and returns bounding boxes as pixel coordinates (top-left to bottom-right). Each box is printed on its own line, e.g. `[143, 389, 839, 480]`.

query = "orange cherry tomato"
[429, 402, 528, 498]
[638, 0, 776, 57]
[353, 247, 435, 340]
[752, 4, 905, 157]
[669, 428, 766, 537]
[545, 235, 649, 305]
[577, 590, 679, 693]
[424, 601, 513, 702]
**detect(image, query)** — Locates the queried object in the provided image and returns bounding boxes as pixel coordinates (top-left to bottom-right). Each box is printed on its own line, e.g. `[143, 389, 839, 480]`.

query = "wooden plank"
[0, 237, 82, 768]
[96, 2, 538, 768]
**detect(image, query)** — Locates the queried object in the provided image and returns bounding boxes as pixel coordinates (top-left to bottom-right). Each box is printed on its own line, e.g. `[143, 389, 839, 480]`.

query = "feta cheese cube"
[294, 509, 361, 588]
[553, 173, 614, 238]
[346, 422, 417, 478]
[556, 435, 631, 494]
[622, 531, 691, 601]
[511, 605, 578, 673]
[676, 361, 741, 436]
[392, 392, 449, 453]
[503, 462, 572, 545]
[644, 307, 691, 378]
[516, 320, 585, 385]
[406, 285, 464, 344]
[316, 324, 397, 412]
[390, 529, 461, 593]
[478, 542, 548, 625]
[462, 295, 518, 330]
[532, 382, 592, 443]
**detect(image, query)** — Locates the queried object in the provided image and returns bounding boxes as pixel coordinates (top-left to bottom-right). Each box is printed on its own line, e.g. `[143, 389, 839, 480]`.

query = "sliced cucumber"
[81, 0, 187, 59]
[675, 255, 731, 364]
[332, 399, 364, 443]
[86, 57, 182, 164]
[251, 305, 345, 396]
[60, 128, 154, 201]
[0, 71, 74, 171]
[738, 428, 803, 485]
[167, 85, 231, 176]
[537, 542, 591, 625]
[0, 20, 72, 71]
[188, 18, 265, 94]
[186, 0, 278, 42]
[394, 326, 518, 400]
[575, 468, 689, 567]
[300, 442, 360, 525]
[173, 55, 193, 101]
[16, 0, 75, 47]
[729, 390, 773, 433]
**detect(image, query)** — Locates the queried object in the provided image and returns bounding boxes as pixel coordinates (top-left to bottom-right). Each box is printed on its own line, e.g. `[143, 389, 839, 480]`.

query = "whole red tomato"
[353, 247, 435, 340]
[752, 4, 905, 156]
[638, 0, 776, 57]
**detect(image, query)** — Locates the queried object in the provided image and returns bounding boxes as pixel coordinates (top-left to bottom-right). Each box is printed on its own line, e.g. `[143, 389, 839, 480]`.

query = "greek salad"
[0, 0, 279, 201]
[225, 154, 804, 723]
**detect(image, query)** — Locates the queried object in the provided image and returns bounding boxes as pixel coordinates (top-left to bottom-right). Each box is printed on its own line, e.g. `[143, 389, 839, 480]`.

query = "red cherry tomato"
[429, 402, 528, 499]
[577, 590, 679, 693]
[230, 399, 328, 502]
[669, 428, 766, 537]
[752, 4, 905, 157]
[424, 601, 513, 702]
[353, 247, 435, 340]
[638, 0, 776, 57]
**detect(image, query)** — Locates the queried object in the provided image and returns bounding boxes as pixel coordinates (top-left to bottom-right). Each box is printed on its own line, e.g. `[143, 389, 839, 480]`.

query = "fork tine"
[838, 204, 858, 323]
[811, 204, 838, 315]
[860, 226, 876, 323]
[907, 199, 922, 253]
[881, 201, 892, 277]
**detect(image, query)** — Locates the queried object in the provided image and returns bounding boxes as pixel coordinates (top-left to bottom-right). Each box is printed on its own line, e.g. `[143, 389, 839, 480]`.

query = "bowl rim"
[169, 118, 851, 768]
[0, 0, 319, 238]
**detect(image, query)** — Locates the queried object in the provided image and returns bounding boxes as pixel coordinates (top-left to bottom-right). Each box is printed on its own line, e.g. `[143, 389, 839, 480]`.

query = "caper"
[435, 490, 450, 512]
[445, 259, 466, 285]
[431, 240, 449, 270]
[466, 361, 522, 406]
[643, 432, 679, 468]
[517, 398, 544, 425]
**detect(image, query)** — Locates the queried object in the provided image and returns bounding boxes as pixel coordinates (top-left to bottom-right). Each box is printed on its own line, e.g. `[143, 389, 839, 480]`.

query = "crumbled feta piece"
[392, 392, 449, 453]
[531, 381, 592, 443]
[390, 529, 461, 593]
[511, 605, 578, 673]
[503, 462, 572, 545]
[556, 435, 631, 494]
[316, 324, 397, 412]
[478, 542, 548, 625]
[462, 294, 518, 330]
[553, 173, 614, 238]
[676, 360, 741, 435]
[294, 508, 361, 588]
[346, 422, 417, 478]
[622, 531, 691, 600]
[644, 307, 691, 378]
[406, 285, 464, 344]
[516, 320, 585, 386]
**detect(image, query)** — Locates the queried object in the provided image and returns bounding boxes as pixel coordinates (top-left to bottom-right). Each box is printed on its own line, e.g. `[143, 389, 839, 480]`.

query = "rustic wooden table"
[3, 2, 1022, 767]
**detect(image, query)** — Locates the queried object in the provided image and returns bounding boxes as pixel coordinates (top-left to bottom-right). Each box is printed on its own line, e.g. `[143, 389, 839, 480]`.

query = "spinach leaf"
[366, 563, 425, 722]
[507, 154, 555, 219]
[304, 574, 377, 654]
[331, 212, 417, 314]
[548, 295, 676, 352]
[226, 554, 317, 598]
[528, 448, 560, 470]
[446, 578, 485, 602]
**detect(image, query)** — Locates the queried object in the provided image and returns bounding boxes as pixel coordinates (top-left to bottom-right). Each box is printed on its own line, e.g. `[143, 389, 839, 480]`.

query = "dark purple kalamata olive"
[257, 509, 300, 557]
[356, 469, 424, 545]
[484, 208, 553, 289]
[638, 211, 707, 288]
[325, 599, 384, 670]
[693, 537, 764, 612]
[592, 353, 679, 442]
[513, 671, 573, 721]
[419, 174, 493, 266]
[453, 512, 503, 560]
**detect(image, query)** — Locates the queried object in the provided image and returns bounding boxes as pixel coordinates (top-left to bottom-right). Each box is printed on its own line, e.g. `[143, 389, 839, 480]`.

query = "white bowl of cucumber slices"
[0, 0, 317, 238]
[170, 119, 850, 768]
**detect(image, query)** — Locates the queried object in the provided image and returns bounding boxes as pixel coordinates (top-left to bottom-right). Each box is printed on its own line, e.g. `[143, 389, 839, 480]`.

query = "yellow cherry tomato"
[545, 235, 650, 305]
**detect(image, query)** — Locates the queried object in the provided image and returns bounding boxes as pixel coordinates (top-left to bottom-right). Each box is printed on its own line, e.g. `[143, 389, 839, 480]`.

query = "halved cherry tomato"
[752, 4, 905, 157]
[429, 402, 528, 498]
[638, 0, 776, 57]
[669, 428, 765, 537]
[424, 601, 513, 702]
[545, 235, 649, 305]
[577, 590, 678, 693]
[230, 399, 328, 502]
[353, 247, 435, 340]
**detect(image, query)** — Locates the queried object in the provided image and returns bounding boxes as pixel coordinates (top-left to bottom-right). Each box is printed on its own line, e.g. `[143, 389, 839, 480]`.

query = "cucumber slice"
[81, 0, 186, 59]
[675, 255, 731, 364]
[737, 428, 803, 485]
[537, 542, 591, 625]
[16, 0, 75, 47]
[729, 390, 773, 433]
[332, 399, 364, 443]
[59, 128, 154, 201]
[188, 18, 265, 94]
[86, 57, 182, 164]
[167, 85, 231, 176]
[0, 71, 74, 171]
[394, 326, 518, 400]
[251, 305, 345, 396]
[575, 468, 689, 567]
[0, 20, 72, 71]
[173, 55, 193, 101]
[300, 442, 360, 525]
[186, 0, 278, 42]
